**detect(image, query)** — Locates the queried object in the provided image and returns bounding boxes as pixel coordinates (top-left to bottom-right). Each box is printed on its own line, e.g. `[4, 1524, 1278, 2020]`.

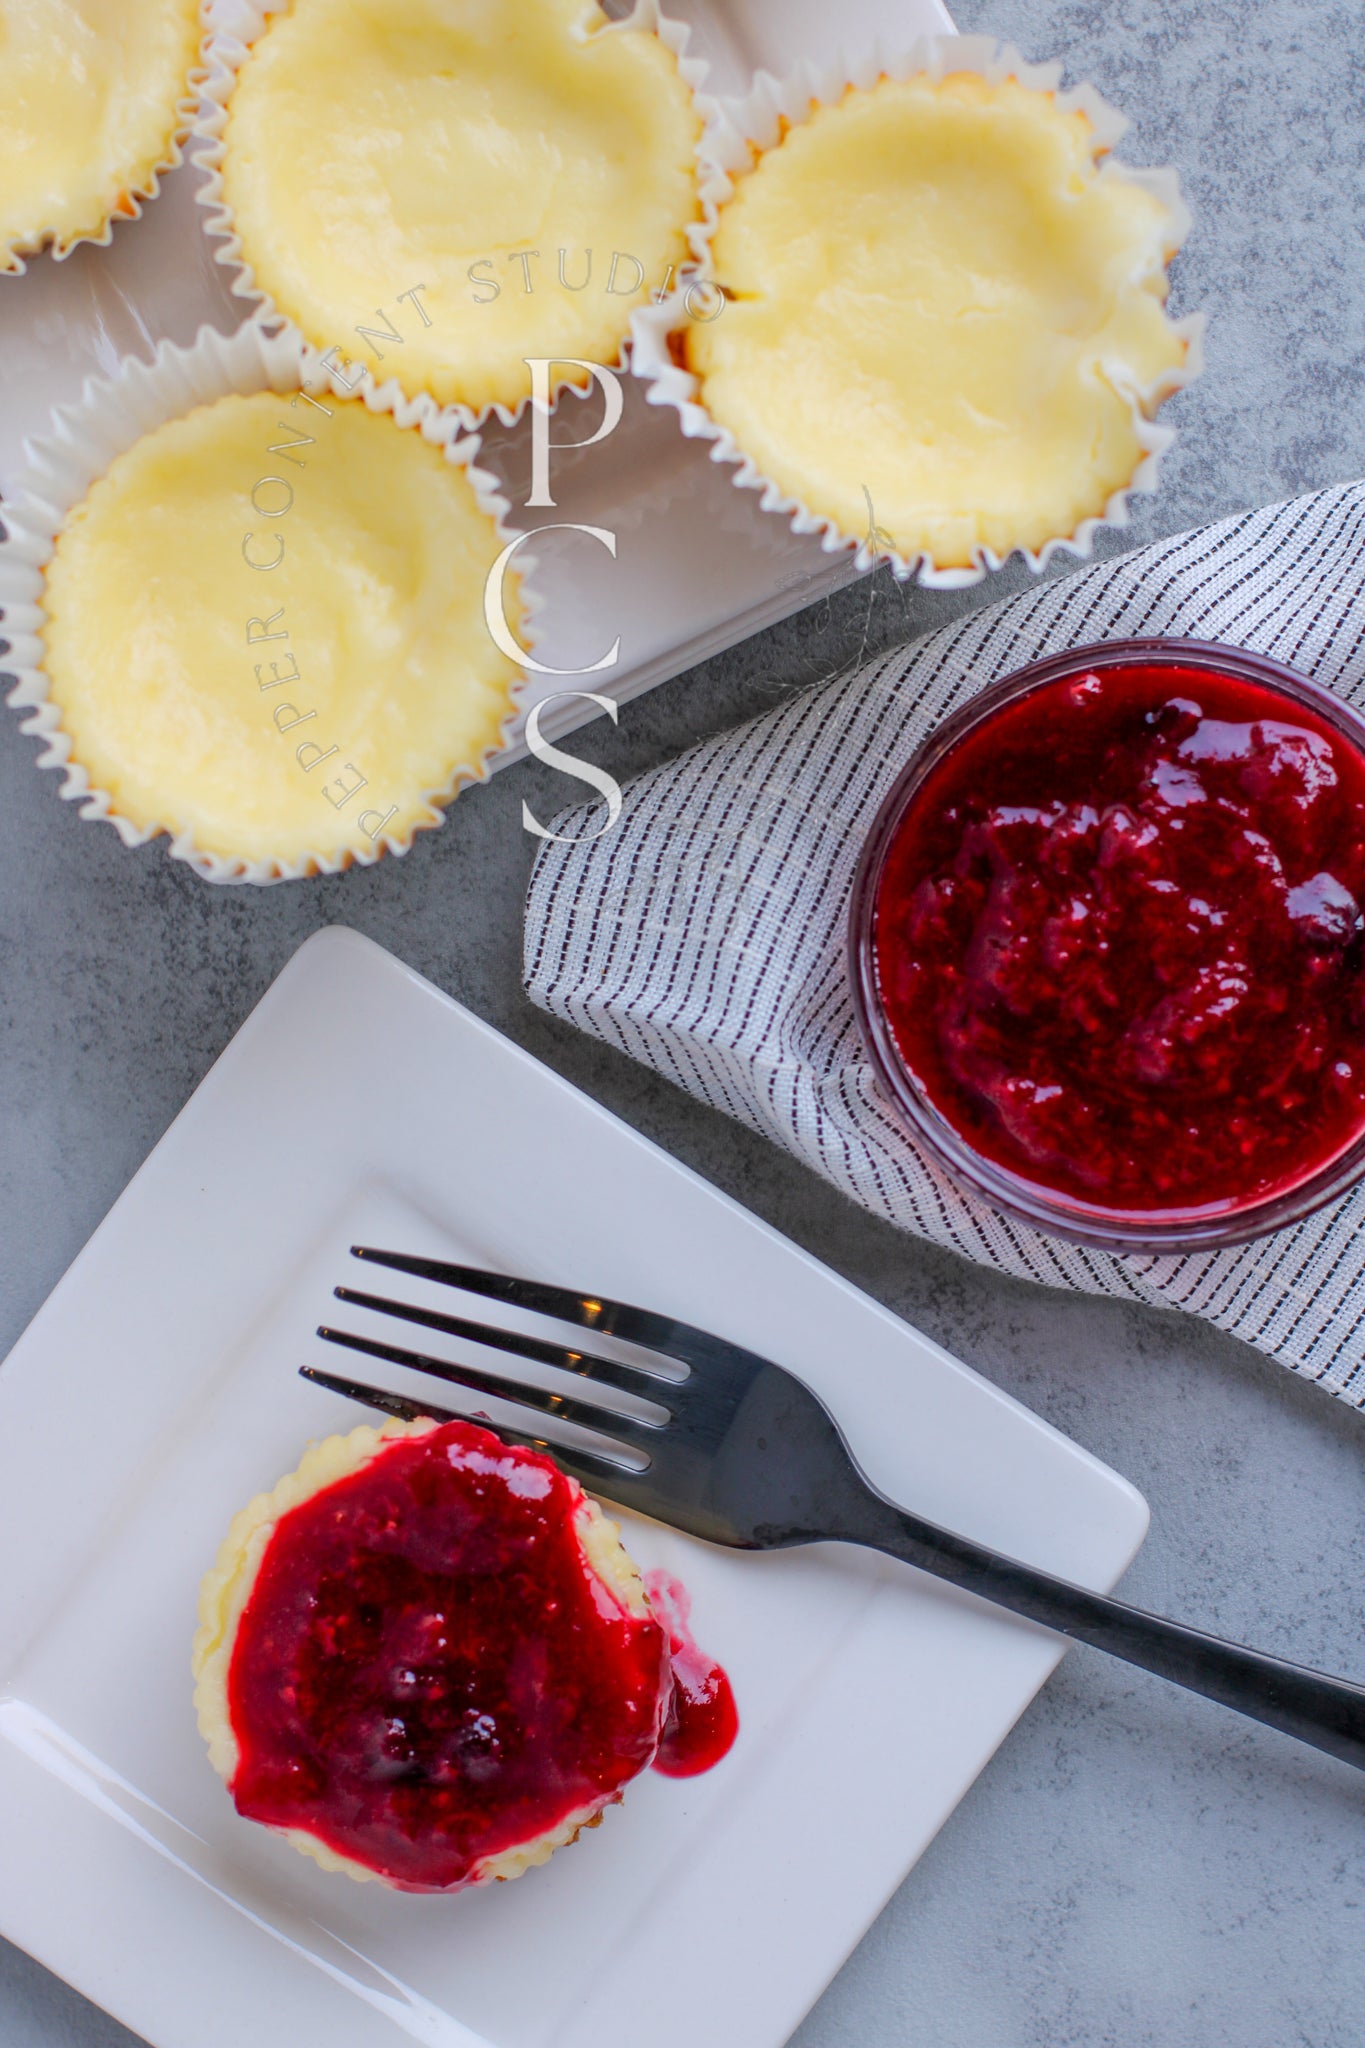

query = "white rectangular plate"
[0, 0, 954, 757]
[0, 928, 1148, 2048]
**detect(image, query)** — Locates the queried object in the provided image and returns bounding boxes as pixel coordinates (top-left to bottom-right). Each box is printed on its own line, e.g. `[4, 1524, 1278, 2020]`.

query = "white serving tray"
[0, 927, 1147, 2048]
[0, 0, 954, 758]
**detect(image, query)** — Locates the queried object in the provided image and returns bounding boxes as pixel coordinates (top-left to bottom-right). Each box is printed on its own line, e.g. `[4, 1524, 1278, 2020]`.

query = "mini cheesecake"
[218, 0, 703, 412]
[40, 388, 525, 873]
[193, 1418, 673, 1892]
[686, 70, 1194, 572]
[0, 0, 200, 269]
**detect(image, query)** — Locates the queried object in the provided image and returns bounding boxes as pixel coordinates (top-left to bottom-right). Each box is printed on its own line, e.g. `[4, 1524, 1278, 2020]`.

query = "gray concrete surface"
[3, 0, 1365, 2043]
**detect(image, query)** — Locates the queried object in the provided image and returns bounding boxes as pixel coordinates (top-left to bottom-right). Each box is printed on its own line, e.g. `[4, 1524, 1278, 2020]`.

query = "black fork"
[301, 1246, 1365, 1775]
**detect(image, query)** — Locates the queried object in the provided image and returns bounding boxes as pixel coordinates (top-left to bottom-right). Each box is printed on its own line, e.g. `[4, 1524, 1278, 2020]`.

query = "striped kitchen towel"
[524, 484, 1365, 1405]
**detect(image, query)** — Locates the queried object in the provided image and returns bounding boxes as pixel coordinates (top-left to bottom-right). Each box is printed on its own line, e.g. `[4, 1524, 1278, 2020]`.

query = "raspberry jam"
[226, 1421, 734, 1892]
[866, 650, 1365, 1225]
[644, 1571, 740, 1778]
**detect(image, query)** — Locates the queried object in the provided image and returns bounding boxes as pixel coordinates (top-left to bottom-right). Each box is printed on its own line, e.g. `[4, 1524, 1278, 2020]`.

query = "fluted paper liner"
[631, 34, 1207, 591]
[193, 0, 717, 431]
[0, 321, 540, 886]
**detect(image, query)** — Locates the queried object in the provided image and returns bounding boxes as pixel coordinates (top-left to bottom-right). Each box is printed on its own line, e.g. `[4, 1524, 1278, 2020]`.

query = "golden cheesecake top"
[221, 0, 703, 412]
[0, 0, 200, 267]
[41, 389, 526, 871]
[686, 72, 1193, 570]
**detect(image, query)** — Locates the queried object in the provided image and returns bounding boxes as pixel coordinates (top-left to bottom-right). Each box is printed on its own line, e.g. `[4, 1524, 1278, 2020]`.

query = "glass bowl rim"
[846, 634, 1365, 1254]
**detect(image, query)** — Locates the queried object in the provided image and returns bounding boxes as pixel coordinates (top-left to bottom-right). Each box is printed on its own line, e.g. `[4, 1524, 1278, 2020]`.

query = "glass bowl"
[847, 636, 1365, 1253]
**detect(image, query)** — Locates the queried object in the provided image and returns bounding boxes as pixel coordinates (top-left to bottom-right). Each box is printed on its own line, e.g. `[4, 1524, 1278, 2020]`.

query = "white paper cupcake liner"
[631, 34, 1207, 592]
[0, 321, 540, 886]
[1, 30, 209, 277]
[193, 0, 717, 432]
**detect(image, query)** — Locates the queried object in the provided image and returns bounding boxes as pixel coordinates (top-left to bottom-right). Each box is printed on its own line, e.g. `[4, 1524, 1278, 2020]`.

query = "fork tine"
[298, 1366, 632, 1477]
[316, 1324, 665, 1449]
[333, 1284, 679, 1395]
[350, 1247, 739, 1369]
[300, 1365, 458, 1429]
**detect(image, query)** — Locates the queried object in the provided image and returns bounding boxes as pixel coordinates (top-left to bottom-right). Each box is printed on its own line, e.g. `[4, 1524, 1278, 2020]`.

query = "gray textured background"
[3, 0, 1365, 2043]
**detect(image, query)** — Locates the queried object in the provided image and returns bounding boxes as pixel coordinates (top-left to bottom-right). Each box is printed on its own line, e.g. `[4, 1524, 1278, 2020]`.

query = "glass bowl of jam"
[848, 638, 1365, 1251]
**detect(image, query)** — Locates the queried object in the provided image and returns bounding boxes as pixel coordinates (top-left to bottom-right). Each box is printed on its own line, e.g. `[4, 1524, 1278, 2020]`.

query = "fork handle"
[848, 1491, 1365, 1772]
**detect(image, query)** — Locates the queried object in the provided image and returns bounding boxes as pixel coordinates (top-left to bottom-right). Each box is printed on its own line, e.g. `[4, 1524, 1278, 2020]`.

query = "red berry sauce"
[644, 1572, 740, 1778]
[873, 659, 1365, 1216]
[226, 1421, 733, 1893]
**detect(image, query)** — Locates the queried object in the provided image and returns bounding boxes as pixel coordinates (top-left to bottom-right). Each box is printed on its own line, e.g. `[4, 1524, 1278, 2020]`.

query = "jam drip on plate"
[645, 1571, 740, 1778]
[874, 662, 1365, 1214]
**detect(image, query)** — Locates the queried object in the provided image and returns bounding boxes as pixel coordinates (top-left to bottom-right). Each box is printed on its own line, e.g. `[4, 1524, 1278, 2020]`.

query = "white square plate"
[0, 929, 1148, 2048]
[0, 0, 954, 759]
